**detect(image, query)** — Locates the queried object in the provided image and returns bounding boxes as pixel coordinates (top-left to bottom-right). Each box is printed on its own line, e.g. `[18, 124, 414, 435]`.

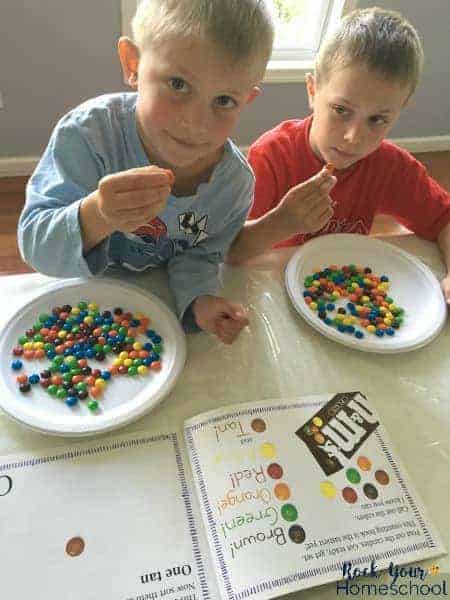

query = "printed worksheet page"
[0, 431, 214, 600]
[185, 392, 445, 600]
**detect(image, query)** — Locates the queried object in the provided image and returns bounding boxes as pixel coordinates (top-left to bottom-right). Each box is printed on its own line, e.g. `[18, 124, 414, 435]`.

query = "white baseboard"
[1, 134, 450, 177]
[0, 156, 39, 177]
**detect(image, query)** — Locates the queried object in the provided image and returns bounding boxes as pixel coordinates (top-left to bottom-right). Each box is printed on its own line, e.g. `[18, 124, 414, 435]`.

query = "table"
[0, 234, 448, 598]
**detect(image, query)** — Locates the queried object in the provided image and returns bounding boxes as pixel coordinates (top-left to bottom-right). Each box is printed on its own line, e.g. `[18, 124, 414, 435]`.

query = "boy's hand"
[277, 166, 337, 235]
[96, 166, 174, 233]
[441, 275, 450, 304]
[192, 295, 249, 344]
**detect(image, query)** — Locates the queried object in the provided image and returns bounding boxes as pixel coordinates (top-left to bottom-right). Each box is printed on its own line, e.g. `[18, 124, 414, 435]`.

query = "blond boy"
[19, 0, 274, 343]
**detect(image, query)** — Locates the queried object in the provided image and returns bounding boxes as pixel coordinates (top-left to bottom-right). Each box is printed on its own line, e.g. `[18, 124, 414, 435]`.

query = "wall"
[1, 0, 449, 160]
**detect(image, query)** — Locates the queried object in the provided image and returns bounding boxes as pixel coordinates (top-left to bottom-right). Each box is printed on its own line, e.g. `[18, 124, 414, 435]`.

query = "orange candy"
[89, 386, 102, 398]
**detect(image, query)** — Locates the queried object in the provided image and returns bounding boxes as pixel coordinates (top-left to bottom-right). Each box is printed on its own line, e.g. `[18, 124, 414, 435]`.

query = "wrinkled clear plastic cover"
[0, 234, 448, 590]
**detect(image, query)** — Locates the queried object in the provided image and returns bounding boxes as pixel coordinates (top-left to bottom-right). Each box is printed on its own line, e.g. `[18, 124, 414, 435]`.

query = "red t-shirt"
[248, 116, 450, 247]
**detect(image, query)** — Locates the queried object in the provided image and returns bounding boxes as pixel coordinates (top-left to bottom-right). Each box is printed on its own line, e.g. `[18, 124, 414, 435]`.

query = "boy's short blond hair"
[316, 7, 424, 97]
[132, 0, 274, 78]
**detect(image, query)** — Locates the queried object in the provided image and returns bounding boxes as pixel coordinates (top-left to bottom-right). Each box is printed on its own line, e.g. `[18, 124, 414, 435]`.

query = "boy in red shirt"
[228, 7, 450, 302]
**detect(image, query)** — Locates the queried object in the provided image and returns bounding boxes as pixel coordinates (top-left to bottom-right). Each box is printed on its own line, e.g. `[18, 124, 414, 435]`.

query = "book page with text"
[0, 431, 214, 600]
[185, 392, 445, 600]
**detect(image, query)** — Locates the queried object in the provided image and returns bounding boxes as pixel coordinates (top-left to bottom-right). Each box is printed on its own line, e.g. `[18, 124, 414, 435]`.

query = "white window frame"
[120, 0, 358, 84]
[266, 0, 358, 83]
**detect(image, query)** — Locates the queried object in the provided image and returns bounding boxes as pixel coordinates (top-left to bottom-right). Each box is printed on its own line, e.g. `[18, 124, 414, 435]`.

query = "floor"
[1, 151, 449, 275]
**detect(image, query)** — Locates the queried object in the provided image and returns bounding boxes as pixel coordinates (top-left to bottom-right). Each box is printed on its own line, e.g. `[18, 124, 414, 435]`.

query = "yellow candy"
[83, 316, 94, 325]
[58, 330, 67, 339]
[123, 358, 132, 367]
[389, 303, 397, 311]
[137, 365, 148, 376]
[384, 318, 392, 326]
[343, 318, 352, 326]
[119, 351, 129, 360]
[351, 282, 358, 289]
[361, 295, 370, 303]
[367, 325, 376, 333]
[88, 303, 98, 311]
[112, 358, 123, 367]
[71, 307, 80, 315]
[95, 378, 106, 388]
[23, 342, 33, 350]
[33, 341, 44, 349]
[133, 342, 143, 351]
[312, 280, 320, 287]
[310, 302, 318, 311]
[386, 311, 393, 319]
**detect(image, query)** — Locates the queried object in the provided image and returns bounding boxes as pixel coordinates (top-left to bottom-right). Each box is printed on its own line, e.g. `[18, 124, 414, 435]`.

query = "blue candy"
[65, 396, 78, 407]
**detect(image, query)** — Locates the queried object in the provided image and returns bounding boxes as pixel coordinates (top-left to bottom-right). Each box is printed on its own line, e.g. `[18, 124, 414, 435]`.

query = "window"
[120, 0, 357, 83]
[267, 0, 358, 82]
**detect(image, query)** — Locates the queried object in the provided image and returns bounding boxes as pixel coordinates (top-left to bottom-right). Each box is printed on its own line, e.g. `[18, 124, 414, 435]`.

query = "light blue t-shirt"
[19, 93, 254, 327]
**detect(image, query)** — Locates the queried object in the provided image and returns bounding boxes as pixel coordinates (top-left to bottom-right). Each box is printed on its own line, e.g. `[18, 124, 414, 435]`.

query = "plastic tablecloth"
[0, 234, 448, 597]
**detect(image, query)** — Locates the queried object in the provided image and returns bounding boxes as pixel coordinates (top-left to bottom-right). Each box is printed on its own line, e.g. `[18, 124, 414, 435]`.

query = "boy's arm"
[437, 222, 450, 303]
[167, 176, 253, 330]
[79, 191, 114, 253]
[227, 169, 336, 264]
[227, 206, 297, 264]
[19, 123, 111, 278]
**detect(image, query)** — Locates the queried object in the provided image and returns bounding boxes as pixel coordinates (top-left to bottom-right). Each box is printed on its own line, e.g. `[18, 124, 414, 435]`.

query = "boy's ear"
[305, 72, 316, 110]
[117, 36, 140, 88]
[246, 86, 262, 104]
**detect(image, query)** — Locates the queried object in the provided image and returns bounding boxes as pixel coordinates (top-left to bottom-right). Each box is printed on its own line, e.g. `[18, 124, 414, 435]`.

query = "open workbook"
[1, 392, 446, 600]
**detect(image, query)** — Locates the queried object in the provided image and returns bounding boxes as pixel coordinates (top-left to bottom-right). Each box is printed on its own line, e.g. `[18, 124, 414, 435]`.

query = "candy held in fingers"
[325, 163, 335, 174]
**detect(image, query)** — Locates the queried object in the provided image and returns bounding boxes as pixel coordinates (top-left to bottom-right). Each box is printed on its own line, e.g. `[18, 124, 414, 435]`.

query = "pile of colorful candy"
[303, 265, 405, 339]
[11, 301, 163, 411]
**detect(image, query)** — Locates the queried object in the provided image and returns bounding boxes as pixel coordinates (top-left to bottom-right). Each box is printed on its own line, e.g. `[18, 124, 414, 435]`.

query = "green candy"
[346, 468, 361, 484]
[281, 503, 298, 522]
[87, 400, 99, 412]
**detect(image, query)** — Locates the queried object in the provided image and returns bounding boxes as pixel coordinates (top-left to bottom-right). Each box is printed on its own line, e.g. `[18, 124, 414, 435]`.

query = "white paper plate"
[0, 278, 186, 436]
[285, 234, 447, 353]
